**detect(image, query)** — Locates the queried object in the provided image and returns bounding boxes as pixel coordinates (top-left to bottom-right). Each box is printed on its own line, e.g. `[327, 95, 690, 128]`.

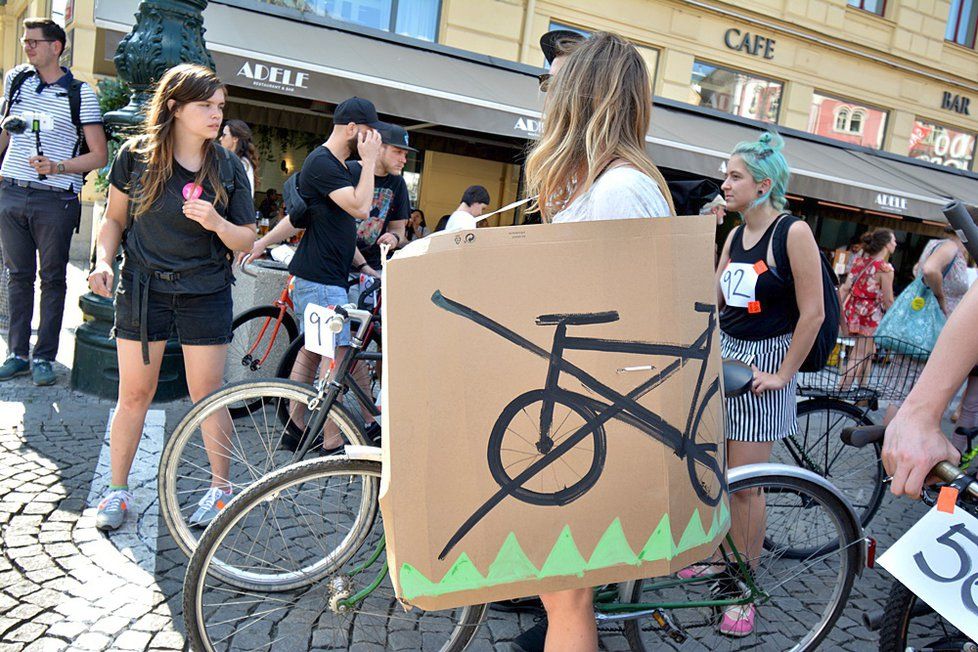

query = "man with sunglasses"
[0, 18, 107, 386]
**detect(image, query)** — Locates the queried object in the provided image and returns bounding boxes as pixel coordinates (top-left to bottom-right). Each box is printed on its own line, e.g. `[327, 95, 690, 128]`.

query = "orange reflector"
[937, 486, 959, 514]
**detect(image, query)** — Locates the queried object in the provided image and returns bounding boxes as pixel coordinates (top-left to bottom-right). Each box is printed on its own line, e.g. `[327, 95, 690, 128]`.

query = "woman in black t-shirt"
[87, 64, 256, 532]
[694, 132, 823, 635]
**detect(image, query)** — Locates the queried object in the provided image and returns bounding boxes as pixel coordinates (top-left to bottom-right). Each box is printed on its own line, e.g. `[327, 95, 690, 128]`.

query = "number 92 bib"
[721, 262, 764, 309]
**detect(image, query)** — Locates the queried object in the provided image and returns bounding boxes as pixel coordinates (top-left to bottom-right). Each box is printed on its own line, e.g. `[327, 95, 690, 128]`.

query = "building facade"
[4, 0, 978, 280]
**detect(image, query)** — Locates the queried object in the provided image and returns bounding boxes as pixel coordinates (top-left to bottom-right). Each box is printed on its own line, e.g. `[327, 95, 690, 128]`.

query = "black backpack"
[770, 214, 840, 373]
[282, 169, 310, 228]
[666, 178, 722, 215]
[1, 66, 91, 158]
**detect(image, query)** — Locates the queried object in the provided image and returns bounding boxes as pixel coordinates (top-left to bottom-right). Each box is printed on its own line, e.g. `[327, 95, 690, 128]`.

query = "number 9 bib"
[721, 262, 761, 309]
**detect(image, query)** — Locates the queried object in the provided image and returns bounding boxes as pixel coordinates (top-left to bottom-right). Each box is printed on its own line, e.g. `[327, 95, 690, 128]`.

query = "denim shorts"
[291, 277, 351, 347]
[113, 272, 233, 346]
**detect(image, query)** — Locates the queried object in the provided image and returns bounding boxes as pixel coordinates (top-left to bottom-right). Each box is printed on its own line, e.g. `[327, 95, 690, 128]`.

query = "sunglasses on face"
[538, 73, 552, 92]
[21, 38, 55, 49]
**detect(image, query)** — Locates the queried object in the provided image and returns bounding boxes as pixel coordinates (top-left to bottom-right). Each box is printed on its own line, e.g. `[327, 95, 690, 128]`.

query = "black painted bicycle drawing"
[431, 291, 725, 559]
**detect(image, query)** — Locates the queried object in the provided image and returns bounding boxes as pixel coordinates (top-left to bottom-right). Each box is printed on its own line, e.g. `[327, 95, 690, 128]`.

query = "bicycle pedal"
[649, 609, 686, 644]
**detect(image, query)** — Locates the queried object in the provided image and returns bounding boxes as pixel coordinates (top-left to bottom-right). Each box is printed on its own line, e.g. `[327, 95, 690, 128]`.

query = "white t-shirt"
[241, 158, 255, 197]
[552, 167, 671, 223]
[445, 209, 478, 232]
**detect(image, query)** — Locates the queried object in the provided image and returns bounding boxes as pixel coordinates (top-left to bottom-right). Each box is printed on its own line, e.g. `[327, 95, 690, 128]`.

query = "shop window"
[808, 92, 888, 149]
[260, 0, 441, 42]
[909, 118, 977, 170]
[847, 0, 885, 16]
[689, 60, 782, 123]
[947, 0, 978, 48]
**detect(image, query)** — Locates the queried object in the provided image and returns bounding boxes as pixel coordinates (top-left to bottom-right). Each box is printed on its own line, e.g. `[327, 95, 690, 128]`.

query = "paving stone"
[3, 621, 47, 642]
[112, 630, 153, 650]
[149, 630, 185, 650]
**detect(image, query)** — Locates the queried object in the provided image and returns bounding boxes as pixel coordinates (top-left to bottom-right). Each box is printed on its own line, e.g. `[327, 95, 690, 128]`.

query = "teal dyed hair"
[731, 131, 790, 211]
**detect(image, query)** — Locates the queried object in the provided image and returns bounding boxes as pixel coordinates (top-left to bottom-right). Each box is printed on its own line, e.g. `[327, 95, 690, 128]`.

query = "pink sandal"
[719, 602, 756, 637]
[677, 561, 724, 580]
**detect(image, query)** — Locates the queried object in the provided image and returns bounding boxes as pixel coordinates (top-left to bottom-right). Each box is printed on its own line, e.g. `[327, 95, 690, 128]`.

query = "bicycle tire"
[487, 389, 606, 506]
[782, 398, 883, 530]
[225, 306, 298, 418]
[624, 468, 861, 651]
[159, 379, 366, 574]
[685, 377, 725, 507]
[182, 456, 488, 652]
[878, 580, 973, 652]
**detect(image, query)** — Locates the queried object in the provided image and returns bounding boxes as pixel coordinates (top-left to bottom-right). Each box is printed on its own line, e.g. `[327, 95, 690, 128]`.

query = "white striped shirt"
[1, 64, 102, 192]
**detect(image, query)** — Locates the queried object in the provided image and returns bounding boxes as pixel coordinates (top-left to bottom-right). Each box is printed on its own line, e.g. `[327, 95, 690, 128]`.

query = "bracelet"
[392, 233, 401, 246]
[356, 262, 368, 271]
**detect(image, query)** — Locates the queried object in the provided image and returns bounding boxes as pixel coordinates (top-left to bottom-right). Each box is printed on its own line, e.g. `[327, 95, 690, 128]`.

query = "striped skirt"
[721, 332, 798, 442]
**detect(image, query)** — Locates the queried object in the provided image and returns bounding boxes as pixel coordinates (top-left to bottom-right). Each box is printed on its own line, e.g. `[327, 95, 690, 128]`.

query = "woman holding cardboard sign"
[512, 31, 675, 652]
[703, 132, 824, 634]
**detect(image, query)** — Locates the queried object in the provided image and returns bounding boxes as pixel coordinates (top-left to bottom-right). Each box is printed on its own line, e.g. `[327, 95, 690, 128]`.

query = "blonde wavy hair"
[524, 32, 674, 221]
[130, 64, 228, 219]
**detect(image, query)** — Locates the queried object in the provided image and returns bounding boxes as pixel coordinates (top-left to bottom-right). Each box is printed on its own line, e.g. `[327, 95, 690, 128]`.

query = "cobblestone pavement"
[0, 263, 950, 650]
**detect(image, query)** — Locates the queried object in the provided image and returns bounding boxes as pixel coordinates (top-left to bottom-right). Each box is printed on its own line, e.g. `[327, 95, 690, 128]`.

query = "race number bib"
[720, 262, 761, 309]
[878, 505, 978, 642]
[303, 303, 337, 359]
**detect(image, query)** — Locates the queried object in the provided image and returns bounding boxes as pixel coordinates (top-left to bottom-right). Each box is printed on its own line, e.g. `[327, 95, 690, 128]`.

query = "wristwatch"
[56, 162, 66, 174]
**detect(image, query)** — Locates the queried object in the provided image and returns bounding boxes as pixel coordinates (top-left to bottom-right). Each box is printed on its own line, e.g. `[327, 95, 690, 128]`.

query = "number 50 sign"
[879, 506, 978, 641]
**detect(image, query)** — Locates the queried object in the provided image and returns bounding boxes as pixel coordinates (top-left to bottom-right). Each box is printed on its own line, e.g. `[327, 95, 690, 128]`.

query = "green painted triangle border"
[398, 500, 730, 600]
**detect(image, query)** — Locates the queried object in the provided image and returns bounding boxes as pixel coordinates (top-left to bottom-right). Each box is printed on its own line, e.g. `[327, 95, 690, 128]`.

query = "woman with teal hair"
[681, 132, 824, 636]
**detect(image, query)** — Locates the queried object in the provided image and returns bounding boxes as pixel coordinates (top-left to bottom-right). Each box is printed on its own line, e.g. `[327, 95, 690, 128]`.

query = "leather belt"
[1, 177, 68, 193]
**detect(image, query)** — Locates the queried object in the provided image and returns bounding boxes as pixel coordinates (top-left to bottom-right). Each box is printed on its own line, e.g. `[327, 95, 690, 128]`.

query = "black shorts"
[113, 272, 233, 346]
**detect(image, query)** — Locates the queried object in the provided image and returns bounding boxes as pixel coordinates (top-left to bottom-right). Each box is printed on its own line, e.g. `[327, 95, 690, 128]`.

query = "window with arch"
[809, 92, 888, 148]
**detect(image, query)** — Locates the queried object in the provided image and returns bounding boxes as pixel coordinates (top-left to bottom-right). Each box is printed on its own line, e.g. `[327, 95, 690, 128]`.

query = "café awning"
[95, 0, 544, 140]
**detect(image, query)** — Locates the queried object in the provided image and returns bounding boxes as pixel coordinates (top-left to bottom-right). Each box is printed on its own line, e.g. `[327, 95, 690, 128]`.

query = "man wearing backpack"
[0, 18, 107, 385]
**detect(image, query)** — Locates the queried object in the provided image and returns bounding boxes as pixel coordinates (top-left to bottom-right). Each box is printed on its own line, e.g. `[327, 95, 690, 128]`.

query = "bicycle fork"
[537, 323, 569, 454]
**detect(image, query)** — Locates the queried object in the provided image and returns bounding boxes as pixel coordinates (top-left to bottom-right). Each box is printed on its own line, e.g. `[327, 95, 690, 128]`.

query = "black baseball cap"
[333, 97, 385, 128]
[378, 122, 418, 153]
[540, 29, 586, 65]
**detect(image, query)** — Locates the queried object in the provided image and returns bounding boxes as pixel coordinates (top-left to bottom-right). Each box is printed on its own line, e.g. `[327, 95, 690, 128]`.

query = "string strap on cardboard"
[475, 196, 536, 223]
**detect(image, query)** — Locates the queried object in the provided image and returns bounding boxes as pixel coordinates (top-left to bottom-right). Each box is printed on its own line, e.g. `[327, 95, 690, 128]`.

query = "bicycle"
[840, 424, 978, 652]
[431, 291, 727, 559]
[770, 337, 930, 545]
[158, 303, 383, 575]
[182, 360, 869, 651]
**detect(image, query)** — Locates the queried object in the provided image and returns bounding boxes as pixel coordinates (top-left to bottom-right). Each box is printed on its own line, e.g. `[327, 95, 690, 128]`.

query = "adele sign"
[236, 60, 310, 93]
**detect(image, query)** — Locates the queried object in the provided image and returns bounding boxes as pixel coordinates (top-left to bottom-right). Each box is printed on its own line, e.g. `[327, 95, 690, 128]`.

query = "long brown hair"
[524, 32, 674, 221]
[224, 118, 261, 188]
[131, 64, 227, 219]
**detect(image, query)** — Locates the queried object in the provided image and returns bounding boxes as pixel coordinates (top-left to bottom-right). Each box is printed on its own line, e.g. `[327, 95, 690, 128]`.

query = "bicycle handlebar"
[842, 424, 978, 499]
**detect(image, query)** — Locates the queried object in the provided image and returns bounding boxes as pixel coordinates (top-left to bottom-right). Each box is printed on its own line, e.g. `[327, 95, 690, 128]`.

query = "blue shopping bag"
[874, 275, 946, 355]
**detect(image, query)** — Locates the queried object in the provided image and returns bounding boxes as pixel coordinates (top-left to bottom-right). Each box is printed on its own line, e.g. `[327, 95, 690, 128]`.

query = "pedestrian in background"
[0, 17, 107, 386]
[838, 228, 896, 390]
[444, 185, 490, 231]
[407, 208, 428, 240]
[87, 64, 256, 531]
[219, 118, 259, 196]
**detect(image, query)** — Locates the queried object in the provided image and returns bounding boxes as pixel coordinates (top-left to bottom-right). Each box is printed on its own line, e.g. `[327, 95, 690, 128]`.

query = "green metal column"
[71, 0, 214, 400]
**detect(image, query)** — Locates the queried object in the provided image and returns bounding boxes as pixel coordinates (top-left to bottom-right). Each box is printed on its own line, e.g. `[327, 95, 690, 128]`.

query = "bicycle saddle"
[722, 359, 754, 399]
[535, 311, 619, 326]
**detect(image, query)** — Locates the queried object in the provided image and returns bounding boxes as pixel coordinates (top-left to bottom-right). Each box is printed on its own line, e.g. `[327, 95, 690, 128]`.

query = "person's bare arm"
[884, 285, 976, 497]
[88, 184, 129, 297]
[879, 266, 895, 310]
[714, 228, 736, 308]
[0, 130, 9, 159]
[328, 131, 381, 219]
[378, 219, 407, 249]
[236, 215, 300, 265]
[28, 124, 109, 177]
[922, 241, 958, 315]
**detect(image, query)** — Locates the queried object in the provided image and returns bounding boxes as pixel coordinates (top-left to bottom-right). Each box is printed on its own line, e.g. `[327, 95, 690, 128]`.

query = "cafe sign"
[875, 192, 908, 213]
[236, 60, 310, 93]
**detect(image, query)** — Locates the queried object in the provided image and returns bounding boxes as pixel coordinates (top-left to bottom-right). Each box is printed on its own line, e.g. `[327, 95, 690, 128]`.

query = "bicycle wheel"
[225, 306, 298, 418]
[778, 398, 883, 531]
[878, 581, 974, 652]
[685, 378, 726, 507]
[182, 456, 490, 652]
[487, 389, 606, 506]
[624, 466, 862, 651]
[159, 379, 367, 571]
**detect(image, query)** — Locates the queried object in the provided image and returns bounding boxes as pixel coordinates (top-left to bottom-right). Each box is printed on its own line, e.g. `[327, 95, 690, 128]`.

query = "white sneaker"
[188, 487, 233, 528]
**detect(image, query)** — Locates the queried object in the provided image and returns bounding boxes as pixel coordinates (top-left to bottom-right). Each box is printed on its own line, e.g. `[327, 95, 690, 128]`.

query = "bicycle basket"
[795, 336, 929, 402]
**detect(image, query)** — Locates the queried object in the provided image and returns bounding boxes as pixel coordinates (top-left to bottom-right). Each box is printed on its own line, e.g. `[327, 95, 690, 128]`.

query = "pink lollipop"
[182, 182, 203, 201]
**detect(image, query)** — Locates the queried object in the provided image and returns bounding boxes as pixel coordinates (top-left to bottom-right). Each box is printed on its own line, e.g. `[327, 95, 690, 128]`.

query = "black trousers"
[0, 183, 80, 361]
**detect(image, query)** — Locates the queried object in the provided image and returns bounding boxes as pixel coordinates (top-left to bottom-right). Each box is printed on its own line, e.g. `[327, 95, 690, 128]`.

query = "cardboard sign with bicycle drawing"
[381, 215, 729, 611]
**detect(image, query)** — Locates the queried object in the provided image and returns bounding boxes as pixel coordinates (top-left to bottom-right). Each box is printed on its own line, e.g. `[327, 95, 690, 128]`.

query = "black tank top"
[719, 217, 798, 341]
